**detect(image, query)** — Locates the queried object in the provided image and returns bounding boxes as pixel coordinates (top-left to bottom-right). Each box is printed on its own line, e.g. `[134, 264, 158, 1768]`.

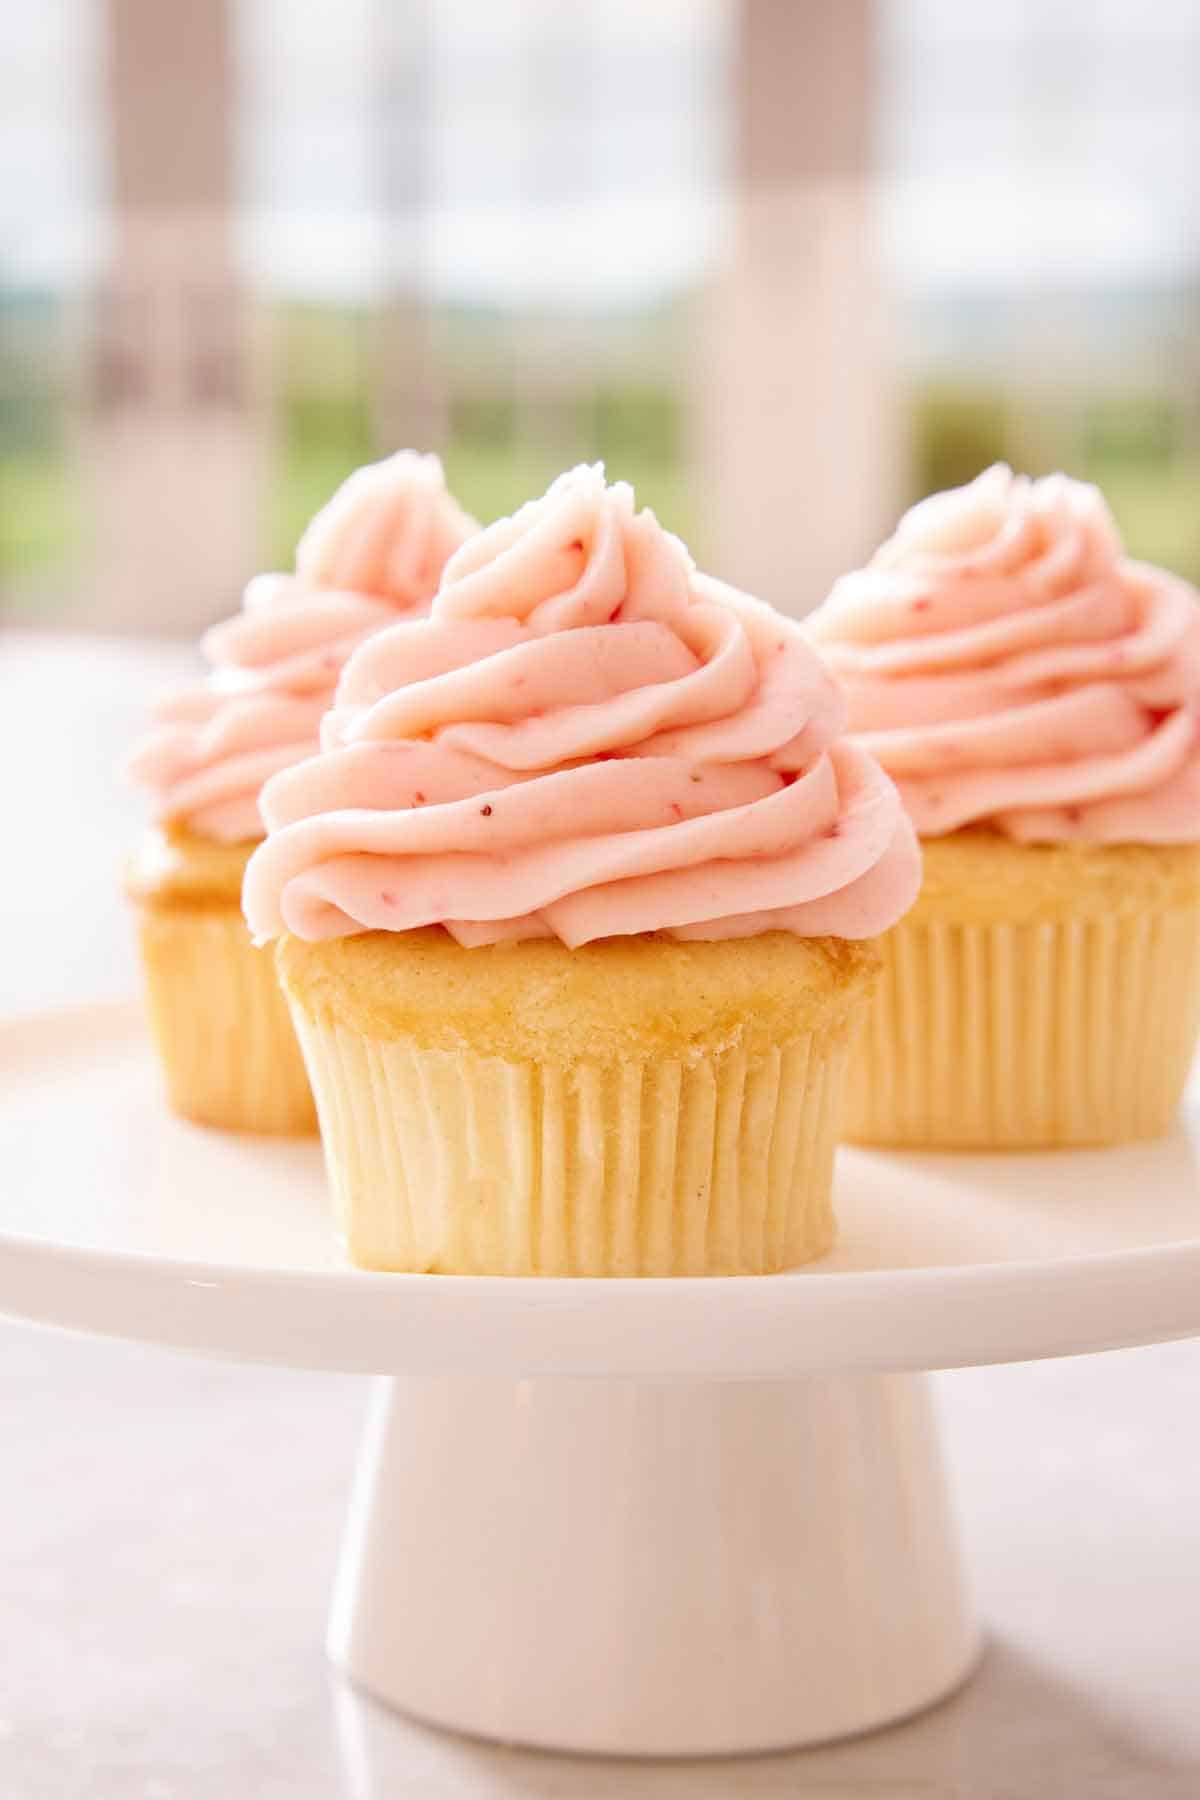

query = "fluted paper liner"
[287, 1004, 849, 1275]
[845, 907, 1200, 1149]
[137, 902, 317, 1134]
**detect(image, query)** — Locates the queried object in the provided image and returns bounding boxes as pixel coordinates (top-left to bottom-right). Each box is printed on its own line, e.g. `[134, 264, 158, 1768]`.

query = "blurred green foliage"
[912, 382, 1009, 497]
[910, 379, 1200, 581]
[1086, 452, 1200, 581]
[268, 397, 374, 569]
[1081, 393, 1179, 467]
[0, 295, 77, 595]
[0, 451, 74, 583]
[5, 302, 1200, 608]
[267, 393, 694, 572]
[593, 384, 679, 471]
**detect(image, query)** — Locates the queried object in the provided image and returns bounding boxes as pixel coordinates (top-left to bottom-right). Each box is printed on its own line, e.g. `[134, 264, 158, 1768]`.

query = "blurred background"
[5, 0, 1200, 638]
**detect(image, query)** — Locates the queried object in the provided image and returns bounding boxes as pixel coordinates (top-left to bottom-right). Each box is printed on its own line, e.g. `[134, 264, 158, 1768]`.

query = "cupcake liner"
[844, 906, 1200, 1149]
[287, 1002, 849, 1275]
[136, 902, 317, 1134]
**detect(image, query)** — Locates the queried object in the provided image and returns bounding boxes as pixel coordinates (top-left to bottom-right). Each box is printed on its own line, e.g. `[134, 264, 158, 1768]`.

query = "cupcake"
[126, 451, 476, 1133]
[809, 464, 1200, 1149]
[243, 465, 919, 1273]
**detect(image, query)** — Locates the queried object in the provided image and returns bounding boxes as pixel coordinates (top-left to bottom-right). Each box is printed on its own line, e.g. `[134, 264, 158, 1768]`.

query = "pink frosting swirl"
[128, 452, 476, 842]
[243, 465, 919, 948]
[809, 464, 1200, 841]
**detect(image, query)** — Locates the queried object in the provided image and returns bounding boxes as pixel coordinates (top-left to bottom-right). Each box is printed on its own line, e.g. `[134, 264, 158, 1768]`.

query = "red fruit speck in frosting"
[412, 791, 426, 806]
[380, 890, 395, 906]
[911, 599, 931, 613]
[1064, 806, 1082, 823]
[480, 804, 493, 816]
[669, 802, 683, 819]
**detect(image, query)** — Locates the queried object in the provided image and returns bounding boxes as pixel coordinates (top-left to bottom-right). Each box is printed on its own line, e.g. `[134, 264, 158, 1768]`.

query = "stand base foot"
[329, 1373, 978, 1757]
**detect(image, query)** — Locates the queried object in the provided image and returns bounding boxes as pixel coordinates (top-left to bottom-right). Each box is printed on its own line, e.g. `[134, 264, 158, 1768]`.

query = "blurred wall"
[699, 0, 902, 617]
[85, 0, 265, 635]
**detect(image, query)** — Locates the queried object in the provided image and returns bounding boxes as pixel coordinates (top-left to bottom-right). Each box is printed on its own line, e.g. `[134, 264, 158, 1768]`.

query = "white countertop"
[2, 632, 1199, 1799]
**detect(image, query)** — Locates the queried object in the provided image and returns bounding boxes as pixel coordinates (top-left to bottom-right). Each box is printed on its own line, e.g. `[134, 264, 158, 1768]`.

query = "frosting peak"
[810, 465, 1200, 842]
[296, 449, 478, 606]
[244, 465, 920, 948]
[129, 452, 475, 842]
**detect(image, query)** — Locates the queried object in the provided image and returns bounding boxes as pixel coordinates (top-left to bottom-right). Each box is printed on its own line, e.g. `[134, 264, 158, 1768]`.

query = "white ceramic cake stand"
[3, 1004, 1200, 1757]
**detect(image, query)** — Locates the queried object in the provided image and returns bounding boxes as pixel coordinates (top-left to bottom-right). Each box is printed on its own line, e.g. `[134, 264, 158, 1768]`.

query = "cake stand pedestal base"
[328, 1372, 979, 1756]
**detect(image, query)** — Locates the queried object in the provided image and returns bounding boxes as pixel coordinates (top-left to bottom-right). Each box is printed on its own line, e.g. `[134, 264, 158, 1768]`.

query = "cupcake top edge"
[807, 464, 1200, 845]
[242, 463, 921, 951]
[126, 450, 476, 845]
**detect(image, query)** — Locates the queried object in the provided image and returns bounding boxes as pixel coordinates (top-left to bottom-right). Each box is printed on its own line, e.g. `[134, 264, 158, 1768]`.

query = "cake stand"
[3, 1003, 1199, 1757]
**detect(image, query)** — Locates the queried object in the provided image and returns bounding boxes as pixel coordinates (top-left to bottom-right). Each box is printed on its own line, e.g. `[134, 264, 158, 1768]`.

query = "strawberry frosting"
[809, 464, 1200, 842]
[242, 465, 920, 949]
[128, 452, 476, 842]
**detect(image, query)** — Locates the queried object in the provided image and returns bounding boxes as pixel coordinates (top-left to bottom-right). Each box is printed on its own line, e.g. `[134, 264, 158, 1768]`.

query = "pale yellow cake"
[278, 928, 881, 1275]
[127, 826, 317, 1135]
[843, 830, 1200, 1150]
